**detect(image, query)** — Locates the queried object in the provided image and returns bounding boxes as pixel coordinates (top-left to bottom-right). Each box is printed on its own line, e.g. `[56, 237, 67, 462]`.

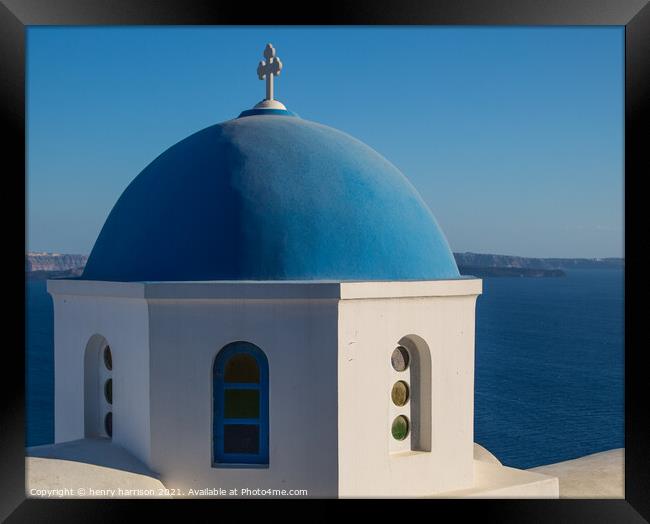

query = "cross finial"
[257, 43, 283, 101]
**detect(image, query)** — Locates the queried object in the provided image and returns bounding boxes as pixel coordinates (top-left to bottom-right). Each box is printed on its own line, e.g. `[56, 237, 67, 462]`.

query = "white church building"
[45, 44, 558, 498]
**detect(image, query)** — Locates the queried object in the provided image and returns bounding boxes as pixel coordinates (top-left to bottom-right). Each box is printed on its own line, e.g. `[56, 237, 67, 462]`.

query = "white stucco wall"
[48, 281, 151, 466]
[337, 279, 481, 497]
[146, 292, 340, 497]
[48, 279, 481, 498]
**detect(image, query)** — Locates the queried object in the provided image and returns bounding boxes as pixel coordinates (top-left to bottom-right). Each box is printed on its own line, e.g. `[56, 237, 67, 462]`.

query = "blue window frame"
[213, 341, 269, 466]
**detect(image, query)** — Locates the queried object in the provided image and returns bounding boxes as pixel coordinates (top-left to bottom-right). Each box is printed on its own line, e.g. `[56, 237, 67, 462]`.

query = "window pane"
[391, 415, 409, 441]
[391, 346, 409, 371]
[103, 346, 112, 370]
[391, 380, 409, 407]
[224, 354, 259, 383]
[225, 389, 260, 418]
[104, 378, 113, 405]
[224, 424, 259, 454]
[105, 412, 113, 438]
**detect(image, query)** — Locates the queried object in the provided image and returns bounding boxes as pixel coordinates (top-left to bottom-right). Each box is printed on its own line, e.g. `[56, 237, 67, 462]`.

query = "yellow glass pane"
[391, 381, 409, 406]
[224, 354, 259, 383]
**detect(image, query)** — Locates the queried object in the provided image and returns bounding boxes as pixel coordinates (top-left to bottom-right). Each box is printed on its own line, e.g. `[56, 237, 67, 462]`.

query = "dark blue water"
[474, 269, 624, 468]
[25, 269, 624, 468]
[26, 279, 55, 447]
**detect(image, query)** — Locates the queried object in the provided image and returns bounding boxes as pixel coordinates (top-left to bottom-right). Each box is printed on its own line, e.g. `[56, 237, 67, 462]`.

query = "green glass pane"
[391, 381, 409, 407]
[391, 415, 409, 441]
[224, 389, 260, 418]
[224, 354, 259, 383]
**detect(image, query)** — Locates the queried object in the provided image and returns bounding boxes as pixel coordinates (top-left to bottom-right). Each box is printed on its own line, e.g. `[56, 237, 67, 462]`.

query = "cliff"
[458, 266, 565, 278]
[27, 252, 88, 272]
[453, 252, 623, 270]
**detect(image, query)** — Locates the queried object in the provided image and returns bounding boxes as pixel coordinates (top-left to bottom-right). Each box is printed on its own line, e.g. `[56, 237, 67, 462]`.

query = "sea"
[25, 268, 624, 469]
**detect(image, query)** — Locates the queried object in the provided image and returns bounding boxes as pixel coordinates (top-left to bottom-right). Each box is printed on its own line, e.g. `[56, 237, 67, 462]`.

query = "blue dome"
[82, 110, 459, 282]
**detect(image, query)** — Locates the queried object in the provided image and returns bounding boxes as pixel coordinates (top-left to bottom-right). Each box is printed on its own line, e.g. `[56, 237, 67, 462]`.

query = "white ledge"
[47, 278, 482, 301]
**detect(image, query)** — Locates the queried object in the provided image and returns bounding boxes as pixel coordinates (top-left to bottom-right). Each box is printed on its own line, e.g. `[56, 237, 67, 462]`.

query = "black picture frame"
[2, 0, 647, 521]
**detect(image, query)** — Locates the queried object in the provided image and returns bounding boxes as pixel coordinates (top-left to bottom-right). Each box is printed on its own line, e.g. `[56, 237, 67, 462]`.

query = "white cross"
[257, 43, 283, 101]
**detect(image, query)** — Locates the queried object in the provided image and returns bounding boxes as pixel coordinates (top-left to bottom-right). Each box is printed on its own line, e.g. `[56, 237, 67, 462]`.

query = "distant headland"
[25, 252, 624, 280]
[26, 252, 87, 280]
[453, 252, 623, 277]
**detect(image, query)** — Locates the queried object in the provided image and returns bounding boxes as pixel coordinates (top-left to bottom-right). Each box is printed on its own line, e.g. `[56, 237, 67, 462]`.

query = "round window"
[103, 346, 112, 370]
[105, 412, 113, 438]
[104, 379, 113, 405]
[391, 381, 409, 406]
[391, 346, 409, 372]
[391, 415, 410, 441]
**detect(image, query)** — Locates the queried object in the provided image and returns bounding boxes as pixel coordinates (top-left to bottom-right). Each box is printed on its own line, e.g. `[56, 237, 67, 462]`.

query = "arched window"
[84, 334, 113, 439]
[213, 341, 269, 466]
[389, 335, 431, 453]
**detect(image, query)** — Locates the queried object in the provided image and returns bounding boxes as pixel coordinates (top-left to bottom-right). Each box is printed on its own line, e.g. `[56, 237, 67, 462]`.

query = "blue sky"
[27, 26, 624, 258]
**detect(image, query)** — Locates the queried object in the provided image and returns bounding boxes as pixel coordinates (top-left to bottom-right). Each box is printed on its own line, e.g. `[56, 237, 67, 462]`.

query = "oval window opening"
[103, 346, 113, 371]
[391, 381, 409, 407]
[105, 412, 113, 438]
[391, 346, 409, 372]
[391, 415, 410, 441]
[104, 379, 113, 405]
